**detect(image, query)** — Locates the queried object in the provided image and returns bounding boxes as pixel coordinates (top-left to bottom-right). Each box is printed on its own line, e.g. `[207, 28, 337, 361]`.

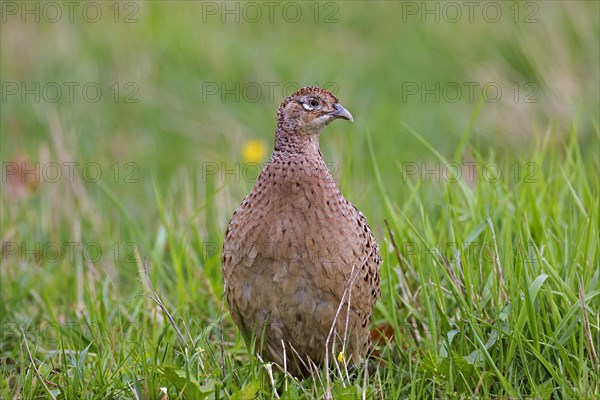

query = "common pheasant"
[222, 86, 381, 376]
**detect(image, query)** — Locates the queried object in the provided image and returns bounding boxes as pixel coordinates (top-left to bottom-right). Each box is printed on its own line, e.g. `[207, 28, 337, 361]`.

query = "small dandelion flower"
[242, 139, 267, 163]
[337, 351, 345, 363]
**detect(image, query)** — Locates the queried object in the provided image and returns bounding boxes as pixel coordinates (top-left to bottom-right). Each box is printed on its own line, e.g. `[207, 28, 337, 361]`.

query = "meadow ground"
[1, 1, 599, 398]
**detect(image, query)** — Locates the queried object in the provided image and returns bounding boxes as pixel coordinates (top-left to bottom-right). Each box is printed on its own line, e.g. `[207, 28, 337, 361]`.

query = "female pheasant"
[222, 86, 381, 376]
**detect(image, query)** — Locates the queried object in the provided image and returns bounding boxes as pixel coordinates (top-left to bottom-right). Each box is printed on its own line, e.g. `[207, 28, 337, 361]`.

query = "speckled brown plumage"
[222, 86, 381, 376]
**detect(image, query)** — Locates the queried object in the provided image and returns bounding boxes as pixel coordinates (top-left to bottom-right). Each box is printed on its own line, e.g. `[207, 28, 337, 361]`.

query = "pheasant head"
[276, 86, 353, 137]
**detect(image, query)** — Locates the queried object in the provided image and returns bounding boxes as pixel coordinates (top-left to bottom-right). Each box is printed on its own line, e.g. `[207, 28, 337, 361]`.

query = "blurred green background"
[3, 1, 598, 205]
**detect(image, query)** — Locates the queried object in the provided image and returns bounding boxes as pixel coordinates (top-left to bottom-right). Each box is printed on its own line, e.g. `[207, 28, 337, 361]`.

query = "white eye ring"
[301, 98, 319, 111]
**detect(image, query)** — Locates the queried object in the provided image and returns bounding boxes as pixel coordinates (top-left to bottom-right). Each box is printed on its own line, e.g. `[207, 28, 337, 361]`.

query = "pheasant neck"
[273, 128, 322, 155]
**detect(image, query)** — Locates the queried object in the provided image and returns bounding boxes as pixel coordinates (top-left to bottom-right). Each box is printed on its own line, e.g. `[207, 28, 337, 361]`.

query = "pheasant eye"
[308, 98, 319, 108]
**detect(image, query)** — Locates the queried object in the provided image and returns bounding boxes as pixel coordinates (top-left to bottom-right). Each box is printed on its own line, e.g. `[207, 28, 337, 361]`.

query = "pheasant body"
[222, 87, 381, 376]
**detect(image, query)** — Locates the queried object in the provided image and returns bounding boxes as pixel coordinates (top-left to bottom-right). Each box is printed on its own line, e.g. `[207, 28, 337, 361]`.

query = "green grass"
[1, 1, 599, 398]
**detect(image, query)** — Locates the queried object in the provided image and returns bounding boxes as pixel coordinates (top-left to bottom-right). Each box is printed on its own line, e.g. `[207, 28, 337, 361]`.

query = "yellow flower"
[242, 139, 267, 163]
[337, 351, 345, 363]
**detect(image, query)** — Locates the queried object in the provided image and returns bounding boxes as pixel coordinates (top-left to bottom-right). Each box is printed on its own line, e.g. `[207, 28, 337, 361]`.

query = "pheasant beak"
[329, 103, 354, 122]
